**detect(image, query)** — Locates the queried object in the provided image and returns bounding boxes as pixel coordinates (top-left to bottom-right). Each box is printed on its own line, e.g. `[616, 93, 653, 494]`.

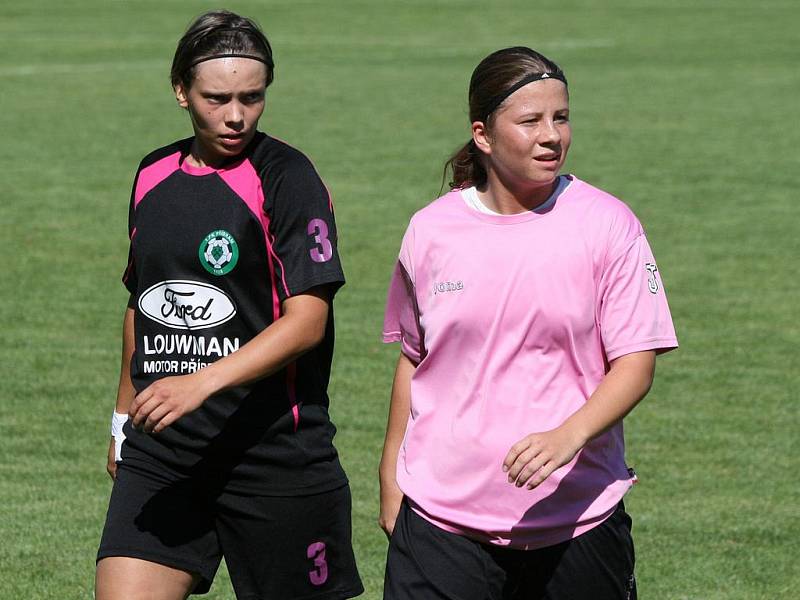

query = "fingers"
[128, 387, 154, 426]
[378, 515, 396, 539]
[151, 410, 180, 434]
[130, 382, 174, 430]
[503, 435, 558, 489]
[524, 462, 557, 489]
[503, 437, 541, 483]
[107, 441, 117, 480]
[143, 403, 172, 433]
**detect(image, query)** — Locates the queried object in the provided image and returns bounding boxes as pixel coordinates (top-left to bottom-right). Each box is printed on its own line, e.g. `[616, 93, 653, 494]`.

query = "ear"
[174, 84, 189, 109]
[472, 121, 491, 156]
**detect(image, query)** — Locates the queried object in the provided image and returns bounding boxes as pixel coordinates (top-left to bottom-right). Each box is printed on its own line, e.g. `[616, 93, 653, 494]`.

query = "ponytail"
[442, 139, 486, 191]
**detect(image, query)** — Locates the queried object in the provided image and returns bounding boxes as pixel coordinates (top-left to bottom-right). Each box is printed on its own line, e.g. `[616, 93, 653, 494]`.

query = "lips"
[219, 133, 246, 147]
[535, 153, 560, 162]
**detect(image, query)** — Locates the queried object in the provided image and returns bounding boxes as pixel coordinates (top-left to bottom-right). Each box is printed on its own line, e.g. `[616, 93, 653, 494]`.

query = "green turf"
[1, 1, 798, 598]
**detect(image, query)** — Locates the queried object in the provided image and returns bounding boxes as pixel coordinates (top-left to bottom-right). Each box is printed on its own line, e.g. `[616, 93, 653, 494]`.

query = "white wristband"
[111, 412, 129, 462]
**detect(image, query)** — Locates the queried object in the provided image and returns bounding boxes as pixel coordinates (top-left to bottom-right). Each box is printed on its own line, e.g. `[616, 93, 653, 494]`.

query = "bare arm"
[378, 352, 416, 537]
[504, 350, 656, 489]
[107, 307, 137, 479]
[129, 286, 331, 433]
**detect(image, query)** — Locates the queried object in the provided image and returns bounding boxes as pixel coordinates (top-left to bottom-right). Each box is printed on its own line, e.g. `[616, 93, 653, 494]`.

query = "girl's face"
[175, 57, 268, 166]
[474, 79, 571, 195]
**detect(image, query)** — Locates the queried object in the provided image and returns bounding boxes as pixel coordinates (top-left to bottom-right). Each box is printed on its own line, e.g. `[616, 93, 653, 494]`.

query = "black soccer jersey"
[121, 132, 348, 494]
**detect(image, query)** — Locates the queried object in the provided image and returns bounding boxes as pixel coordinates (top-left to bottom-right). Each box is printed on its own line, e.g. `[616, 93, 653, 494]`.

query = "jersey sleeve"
[382, 224, 425, 363]
[262, 155, 345, 302]
[598, 233, 679, 361]
[122, 167, 140, 307]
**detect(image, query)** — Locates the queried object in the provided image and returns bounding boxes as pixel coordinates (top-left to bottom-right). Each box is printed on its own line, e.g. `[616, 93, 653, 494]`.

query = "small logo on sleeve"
[645, 263, 659, 294]
[199, 230, 239, 276]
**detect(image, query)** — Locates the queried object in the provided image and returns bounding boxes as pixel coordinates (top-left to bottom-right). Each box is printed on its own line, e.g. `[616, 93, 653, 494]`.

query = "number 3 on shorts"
[307, 541, 329, 586]
[307, 218, 333, 263]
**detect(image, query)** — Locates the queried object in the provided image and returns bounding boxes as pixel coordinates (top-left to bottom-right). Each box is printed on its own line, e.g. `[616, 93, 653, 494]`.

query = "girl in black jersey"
[96, 10, 362, 600]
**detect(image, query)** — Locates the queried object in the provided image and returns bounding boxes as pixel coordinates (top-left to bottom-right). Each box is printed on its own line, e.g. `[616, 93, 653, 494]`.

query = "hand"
[106, 439, 117, 480]
[378, 473, 404, 539]
[502, 425, 586, 490]
[129, 373, 211, 434]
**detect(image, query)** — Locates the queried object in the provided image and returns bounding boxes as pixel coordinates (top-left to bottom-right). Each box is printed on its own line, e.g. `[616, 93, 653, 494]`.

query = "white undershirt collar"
[461, 176, 568, 216]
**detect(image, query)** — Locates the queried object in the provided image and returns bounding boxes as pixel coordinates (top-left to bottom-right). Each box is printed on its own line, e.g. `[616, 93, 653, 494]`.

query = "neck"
[477, 172, 558, 215]
[186, 140, 227, 169]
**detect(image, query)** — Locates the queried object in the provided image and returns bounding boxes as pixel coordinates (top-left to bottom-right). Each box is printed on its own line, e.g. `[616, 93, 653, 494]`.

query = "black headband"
[481, 70, 568, 121]
[189, 53, 274, 69]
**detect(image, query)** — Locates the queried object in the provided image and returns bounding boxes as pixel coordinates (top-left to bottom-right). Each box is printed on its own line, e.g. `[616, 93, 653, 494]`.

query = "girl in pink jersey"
[380, 47, 678, 599]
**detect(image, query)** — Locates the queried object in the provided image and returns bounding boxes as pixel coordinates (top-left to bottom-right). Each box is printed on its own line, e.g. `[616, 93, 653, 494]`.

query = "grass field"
[1, 1, 798, 598]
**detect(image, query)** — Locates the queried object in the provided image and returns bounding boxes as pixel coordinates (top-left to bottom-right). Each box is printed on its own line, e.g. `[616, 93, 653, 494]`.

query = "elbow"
[296, 317, 327, 354]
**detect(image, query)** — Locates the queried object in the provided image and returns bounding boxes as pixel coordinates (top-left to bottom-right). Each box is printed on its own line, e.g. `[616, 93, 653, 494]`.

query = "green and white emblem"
[199, 230, 239, 276]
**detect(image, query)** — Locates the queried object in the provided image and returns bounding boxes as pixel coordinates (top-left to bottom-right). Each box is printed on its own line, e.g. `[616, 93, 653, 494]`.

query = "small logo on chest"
[199, 229, 239, 276]
[433, 280, 464, 295]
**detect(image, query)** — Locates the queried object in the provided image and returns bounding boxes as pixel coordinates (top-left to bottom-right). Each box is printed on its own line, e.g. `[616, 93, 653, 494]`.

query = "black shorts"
[98, 460, 363, 599]
[384, 500, 636, 600]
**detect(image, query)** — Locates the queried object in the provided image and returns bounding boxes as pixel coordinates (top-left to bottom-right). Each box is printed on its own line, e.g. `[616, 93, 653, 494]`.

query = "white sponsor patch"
[138, 280, 236, 330]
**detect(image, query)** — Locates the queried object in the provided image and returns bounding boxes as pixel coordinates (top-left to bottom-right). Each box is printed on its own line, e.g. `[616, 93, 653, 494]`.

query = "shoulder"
[564, 176, 644, 240]
[407, 189, 463, 231]
[396, 190, 462, 267]
[249, 133, 321, 182]
[136, 137, 192, 173]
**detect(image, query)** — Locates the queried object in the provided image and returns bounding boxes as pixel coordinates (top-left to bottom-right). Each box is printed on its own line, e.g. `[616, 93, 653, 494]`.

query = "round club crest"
[198, 230, 239, 276]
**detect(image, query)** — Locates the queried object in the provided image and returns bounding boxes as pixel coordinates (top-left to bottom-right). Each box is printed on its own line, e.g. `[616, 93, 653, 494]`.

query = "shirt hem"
[405, 486, 627, 551]
[280, 272, 345, 301]
[605, 337, 678, 362]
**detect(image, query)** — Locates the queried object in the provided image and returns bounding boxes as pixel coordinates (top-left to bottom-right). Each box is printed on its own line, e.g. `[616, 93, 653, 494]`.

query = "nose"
[540, 119, 561, 145]
[225, 102, 244, 131]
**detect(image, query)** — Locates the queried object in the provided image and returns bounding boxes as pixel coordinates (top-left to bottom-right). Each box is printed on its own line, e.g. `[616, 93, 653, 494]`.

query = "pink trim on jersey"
[134, 152, 181, 207]
[383, 176, 678, 549]
[265, 228, 292, 298]
[287, 362, 300, 432]
[217, 159, 291, 297]
[217, 158, 299, 429]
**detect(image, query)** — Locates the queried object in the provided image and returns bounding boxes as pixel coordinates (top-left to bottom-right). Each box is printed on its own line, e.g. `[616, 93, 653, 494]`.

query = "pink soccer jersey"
[383, 175, 678, 549]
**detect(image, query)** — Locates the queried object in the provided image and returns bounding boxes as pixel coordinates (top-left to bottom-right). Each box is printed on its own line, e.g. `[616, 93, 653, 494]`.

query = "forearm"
[115, 307, 137, 413]
[562, 350, 656, 446]
[504, 350, 657, 488]
[196, 289, 329, 398]
[379, 352, 415, 483]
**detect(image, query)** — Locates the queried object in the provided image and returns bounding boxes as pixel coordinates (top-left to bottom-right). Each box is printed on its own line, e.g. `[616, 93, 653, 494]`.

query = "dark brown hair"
[444, 47, 565, 190]
[170, 10, 274, 91]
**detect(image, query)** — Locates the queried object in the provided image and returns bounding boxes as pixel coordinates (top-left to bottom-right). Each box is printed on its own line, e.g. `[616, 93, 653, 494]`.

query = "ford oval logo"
[138, 280, 236, 330]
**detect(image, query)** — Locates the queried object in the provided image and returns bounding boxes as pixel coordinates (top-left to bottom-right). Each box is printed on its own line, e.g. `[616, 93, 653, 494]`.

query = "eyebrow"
[516, 107, 570, 117]
[200, 88, 265, 96]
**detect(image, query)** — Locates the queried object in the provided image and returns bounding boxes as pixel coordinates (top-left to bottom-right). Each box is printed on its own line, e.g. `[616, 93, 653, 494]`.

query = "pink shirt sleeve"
[598, 233, 678, 361]
[383, 225, 425, 363]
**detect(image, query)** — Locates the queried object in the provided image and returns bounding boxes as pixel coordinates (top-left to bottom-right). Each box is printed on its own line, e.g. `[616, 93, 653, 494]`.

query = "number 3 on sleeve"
[307, 218, 333, 263]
